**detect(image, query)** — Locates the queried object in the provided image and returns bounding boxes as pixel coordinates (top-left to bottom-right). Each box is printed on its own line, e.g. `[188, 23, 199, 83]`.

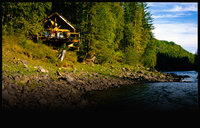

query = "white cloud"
[153, 23, 198, 53]
[148, 3, 197, 13]
[168, 5, 197, 12]
[152, 13, 191, 19]
[147, 2, 173, 7]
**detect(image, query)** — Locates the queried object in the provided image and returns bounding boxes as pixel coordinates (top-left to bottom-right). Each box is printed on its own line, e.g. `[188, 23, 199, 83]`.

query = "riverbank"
[2, 35, 189, 112]
[2, 60, 187, 112]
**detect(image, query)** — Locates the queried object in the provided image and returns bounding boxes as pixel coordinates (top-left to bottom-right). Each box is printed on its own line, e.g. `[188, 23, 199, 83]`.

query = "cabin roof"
[43, 12, 76, 32]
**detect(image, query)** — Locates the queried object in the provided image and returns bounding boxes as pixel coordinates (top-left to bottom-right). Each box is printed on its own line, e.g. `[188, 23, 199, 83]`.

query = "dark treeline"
[156, 53, 195, 71]
[155, 40, 196, 71]
[2, 2, 197, 71]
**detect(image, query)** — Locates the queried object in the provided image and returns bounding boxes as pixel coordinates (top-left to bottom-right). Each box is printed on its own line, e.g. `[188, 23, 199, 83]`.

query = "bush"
[113, 50, 124, 62]
[123, 46, 139, 66]
[96, 47, 115, 64]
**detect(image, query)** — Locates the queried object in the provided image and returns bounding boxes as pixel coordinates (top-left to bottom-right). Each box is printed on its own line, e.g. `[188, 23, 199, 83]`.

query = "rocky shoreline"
[2, 68, 188, 112]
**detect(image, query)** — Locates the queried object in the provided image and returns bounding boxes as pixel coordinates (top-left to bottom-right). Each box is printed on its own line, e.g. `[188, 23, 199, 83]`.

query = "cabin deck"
[37, 12, 80, 50]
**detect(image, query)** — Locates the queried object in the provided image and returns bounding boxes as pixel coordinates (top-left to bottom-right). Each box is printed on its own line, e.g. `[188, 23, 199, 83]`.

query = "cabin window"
[46, 31, 50, 37]
[58, 32, 63, 38]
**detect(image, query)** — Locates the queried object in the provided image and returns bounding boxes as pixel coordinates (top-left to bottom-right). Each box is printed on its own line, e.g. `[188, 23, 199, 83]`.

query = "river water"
[86, 71, 199, 112]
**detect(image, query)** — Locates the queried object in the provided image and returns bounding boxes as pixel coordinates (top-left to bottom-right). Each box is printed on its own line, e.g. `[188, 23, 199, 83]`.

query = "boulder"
[40, 68, 49, 73]
[59, 74, 74, 82]
[34, 66, 48, 73]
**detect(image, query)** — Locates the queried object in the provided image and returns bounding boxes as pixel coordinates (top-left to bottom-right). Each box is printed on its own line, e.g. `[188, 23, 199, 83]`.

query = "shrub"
[124, 46, 139, 66]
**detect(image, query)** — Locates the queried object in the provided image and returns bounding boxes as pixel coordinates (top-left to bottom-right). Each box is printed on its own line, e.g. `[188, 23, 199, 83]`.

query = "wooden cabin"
[37, 12, 80, 50]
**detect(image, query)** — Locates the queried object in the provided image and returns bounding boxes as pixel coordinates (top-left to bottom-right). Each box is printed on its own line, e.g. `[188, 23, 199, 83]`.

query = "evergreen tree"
[2, 2, 52, 37]
[140, 2, 154, 52]
[121, 2, 155, 66]
[143, 38, 157, 68]
[87, 3, 117, 63]
[72, 2, 124, 64]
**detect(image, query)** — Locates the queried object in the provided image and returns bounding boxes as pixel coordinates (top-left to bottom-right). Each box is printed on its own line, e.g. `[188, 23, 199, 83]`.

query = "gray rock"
[34, 66, 48, 73]
[39, 98, 47, 105]
[63, 74, 74, 82]
[93, 73, 98, 77]
[40, 68, 48, 73]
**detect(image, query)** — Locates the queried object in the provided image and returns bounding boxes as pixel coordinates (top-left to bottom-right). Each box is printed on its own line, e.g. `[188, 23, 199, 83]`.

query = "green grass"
[2, 34, 149, 81]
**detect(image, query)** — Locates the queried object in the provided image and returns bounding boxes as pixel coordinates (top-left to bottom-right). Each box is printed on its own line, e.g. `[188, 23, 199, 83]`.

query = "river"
[85, 71, 199, 113]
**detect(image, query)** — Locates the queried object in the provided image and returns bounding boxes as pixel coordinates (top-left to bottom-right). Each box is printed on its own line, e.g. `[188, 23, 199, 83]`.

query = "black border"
[1, 0, 199, 120]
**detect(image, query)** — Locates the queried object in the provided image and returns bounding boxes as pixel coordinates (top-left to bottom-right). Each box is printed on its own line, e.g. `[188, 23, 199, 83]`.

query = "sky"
[147, 2, 198, 54]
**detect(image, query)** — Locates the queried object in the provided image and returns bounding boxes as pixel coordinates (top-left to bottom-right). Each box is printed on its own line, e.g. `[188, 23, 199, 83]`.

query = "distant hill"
[155, 40, 195, 71]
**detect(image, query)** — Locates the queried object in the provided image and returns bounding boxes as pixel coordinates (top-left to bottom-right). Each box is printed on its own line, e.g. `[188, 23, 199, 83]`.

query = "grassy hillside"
[3, 35, 151, 81]
[155, 40, 195, 71]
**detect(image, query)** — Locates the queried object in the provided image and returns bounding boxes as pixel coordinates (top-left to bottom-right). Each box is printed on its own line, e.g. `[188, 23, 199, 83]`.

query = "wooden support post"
[60, 50, 66, 61]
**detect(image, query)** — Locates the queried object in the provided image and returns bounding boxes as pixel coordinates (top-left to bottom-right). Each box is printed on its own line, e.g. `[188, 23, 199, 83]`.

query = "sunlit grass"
[2, 34, 150, 80]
